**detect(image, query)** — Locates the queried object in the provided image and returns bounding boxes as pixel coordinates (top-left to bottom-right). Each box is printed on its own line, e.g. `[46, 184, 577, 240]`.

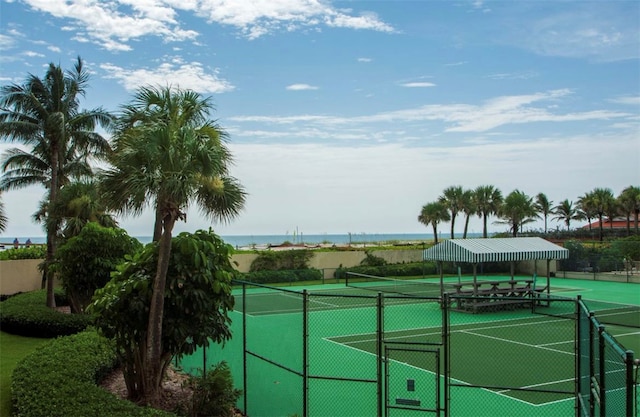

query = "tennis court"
[179, 275, 639, 417]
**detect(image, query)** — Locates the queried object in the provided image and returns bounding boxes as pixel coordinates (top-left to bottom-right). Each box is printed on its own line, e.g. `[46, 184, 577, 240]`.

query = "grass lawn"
[0, 332, 49, 417]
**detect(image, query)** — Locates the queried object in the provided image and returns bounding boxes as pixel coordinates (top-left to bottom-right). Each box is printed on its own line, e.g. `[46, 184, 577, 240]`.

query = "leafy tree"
[552, 199, 579, 231]
[590, 187, 616, 241]
[418, 201, 450, 244]
[89, 230, 237, 405]
[0, 57, 112, 307]
[618, 186, 640, 235]
[439, 185, 464, 239]
[52, 222, 141, 313]
[474, 185, 503, 238]
[496, 189, 537, 237]
[534, 192, 553, 233]
[100, 86, 245, 405]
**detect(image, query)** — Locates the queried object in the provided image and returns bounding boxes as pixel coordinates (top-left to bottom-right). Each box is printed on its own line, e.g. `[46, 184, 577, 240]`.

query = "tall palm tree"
[439, 185, 464, 239]
[418, 201, 450, 244]
[0, 193, 7, 233]
[460, 189, 476, 238]
[618, 186, 640, 234]
[534, 192, 553, 233]
[0, 57, 112, 307]
[496, 189, 537, 237]
[590, 188, 615, 241]
[101, 85, 246, 405]
[474, 185, 503, 238]
[552, 199, 579, 231]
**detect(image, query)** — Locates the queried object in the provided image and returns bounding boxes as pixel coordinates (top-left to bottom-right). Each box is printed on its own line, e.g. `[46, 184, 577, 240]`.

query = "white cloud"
[400, 82, 436, 88]
[47, 45, 61, 53]
[20, 0, 394, 49]
[286, 83, 319, 91]
[22, 51, 44, 58]
[608, 96, 640, 106]
[358, 57, 372, 63]
[101, 58, 235, 93]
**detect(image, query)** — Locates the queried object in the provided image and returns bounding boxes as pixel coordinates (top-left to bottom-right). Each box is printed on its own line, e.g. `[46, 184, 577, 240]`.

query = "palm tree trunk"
[432, 224, 438, 244]
[483, 214, 488, 238]
[450, 215, 456, 239]
[143, 213, 175, 405]
[45, 145, 59, 309]
[463, 215, 470, 238]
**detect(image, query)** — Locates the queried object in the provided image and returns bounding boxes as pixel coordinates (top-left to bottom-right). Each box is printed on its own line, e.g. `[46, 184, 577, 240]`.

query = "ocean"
[1, 232, 483, 249]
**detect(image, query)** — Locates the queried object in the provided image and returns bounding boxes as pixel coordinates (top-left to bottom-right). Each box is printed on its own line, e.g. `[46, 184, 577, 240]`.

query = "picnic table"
[449, 279, 536, 313]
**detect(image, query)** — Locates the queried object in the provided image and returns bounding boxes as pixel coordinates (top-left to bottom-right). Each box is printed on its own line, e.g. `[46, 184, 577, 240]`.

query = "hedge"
[0, 290, 91, 337]
[12, 330, 173, 417]
[242, 268, 322, 284]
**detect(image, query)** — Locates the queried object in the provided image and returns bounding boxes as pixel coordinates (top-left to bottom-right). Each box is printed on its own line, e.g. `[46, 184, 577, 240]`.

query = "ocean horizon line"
[1, 232, 486, 248]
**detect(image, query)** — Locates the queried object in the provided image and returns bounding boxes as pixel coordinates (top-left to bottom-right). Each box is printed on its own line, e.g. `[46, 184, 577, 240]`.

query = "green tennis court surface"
[180, 276, 640, 417]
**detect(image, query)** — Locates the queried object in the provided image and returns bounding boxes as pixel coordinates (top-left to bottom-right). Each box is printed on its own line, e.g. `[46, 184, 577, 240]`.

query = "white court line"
[460, 330, 574, 356]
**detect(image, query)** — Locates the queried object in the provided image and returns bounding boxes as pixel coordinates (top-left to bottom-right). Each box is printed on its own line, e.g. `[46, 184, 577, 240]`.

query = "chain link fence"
[183, 281, 637, 417]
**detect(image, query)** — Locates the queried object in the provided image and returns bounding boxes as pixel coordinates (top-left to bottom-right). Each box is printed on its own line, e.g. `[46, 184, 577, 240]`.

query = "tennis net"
[344, 272, 449, 297]
[582, 299, 640, 329]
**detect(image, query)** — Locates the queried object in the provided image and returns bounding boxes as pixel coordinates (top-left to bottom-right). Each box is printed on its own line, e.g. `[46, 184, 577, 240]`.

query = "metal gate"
[384, 343, 443, 416]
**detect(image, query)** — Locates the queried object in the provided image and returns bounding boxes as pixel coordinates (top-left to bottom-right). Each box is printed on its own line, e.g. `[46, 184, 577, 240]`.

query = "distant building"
[581, 217, 632, 229]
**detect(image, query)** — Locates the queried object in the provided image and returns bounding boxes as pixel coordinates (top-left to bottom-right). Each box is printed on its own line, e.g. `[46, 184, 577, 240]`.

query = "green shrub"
[52, 223, 142, 313]
[12, 330, 172, 417]
[243, 268, 322, 284]
[0, 290, 90, 337]
[249, 250, 313, 271]
[178, 361, 242, 417]
[0, 245, 46, 260]
[337, 262, 436, 278]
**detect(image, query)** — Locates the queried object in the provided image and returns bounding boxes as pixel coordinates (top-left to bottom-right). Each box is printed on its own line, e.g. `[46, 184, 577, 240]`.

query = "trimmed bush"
[243, 268, 322, 284]
[12, 330, 172, 417]
[0, 290, 90, 337]
[0, 245, 46, 260]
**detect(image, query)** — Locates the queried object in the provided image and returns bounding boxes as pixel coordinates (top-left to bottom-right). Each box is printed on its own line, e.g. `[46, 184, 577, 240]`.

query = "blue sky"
[0, 0, 638, 239]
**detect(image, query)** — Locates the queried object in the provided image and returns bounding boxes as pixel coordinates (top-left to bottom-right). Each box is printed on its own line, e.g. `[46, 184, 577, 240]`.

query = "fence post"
[442, 292, 450, 417]
[377, 292, 383, 417]
[624, 350, 634, 417]
[303, 290, 309, 417]
[242, 282, 247, 414]
[598, 325, 606, 416]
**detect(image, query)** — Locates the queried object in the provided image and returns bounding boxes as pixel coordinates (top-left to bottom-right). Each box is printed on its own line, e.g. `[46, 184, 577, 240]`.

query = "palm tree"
[534, 192, 553, 233]
[40, 180, 118, 239]
[618, 186, 640, 234]
[474, 185, 503, 238]
[590, 188, 615, 241]
[460, 189, 476, 238]
[496, 189, 537, 237]
[439, 185, 464, 239]
[418, 201, 450, 244]
[552, 199, 579, 231]
[0, 193, 7, 233]
[577, 192, 597, 232]
[0, 57, 112, 307]
[101, 85, 246, 405]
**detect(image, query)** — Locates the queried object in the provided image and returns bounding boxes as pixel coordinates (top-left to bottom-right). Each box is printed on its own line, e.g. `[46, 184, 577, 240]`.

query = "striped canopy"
[423, 237, 568, 263]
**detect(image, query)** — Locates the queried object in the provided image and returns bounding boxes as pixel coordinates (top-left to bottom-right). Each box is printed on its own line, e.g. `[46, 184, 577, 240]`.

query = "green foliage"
[243, 268, 322, 284]
[0, 290, 90, 337]
[249, 249, 313, 272]
[610, 235, 640, 261]
[89, 229, 237, 399]
[360, 250, 387, 266]
[52, 223, 142, 313]
[0, 245, 46, 260]
[177, 361, 242, 417]
[11, 330, 172, 417]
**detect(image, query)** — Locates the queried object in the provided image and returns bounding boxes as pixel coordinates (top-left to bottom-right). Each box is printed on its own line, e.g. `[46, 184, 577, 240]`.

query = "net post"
[377, 292, 384, 417]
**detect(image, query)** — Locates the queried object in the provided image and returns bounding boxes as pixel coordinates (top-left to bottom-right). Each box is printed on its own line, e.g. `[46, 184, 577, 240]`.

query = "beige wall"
[0, 259, 47, 295]
[0, 249, 425, 294]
